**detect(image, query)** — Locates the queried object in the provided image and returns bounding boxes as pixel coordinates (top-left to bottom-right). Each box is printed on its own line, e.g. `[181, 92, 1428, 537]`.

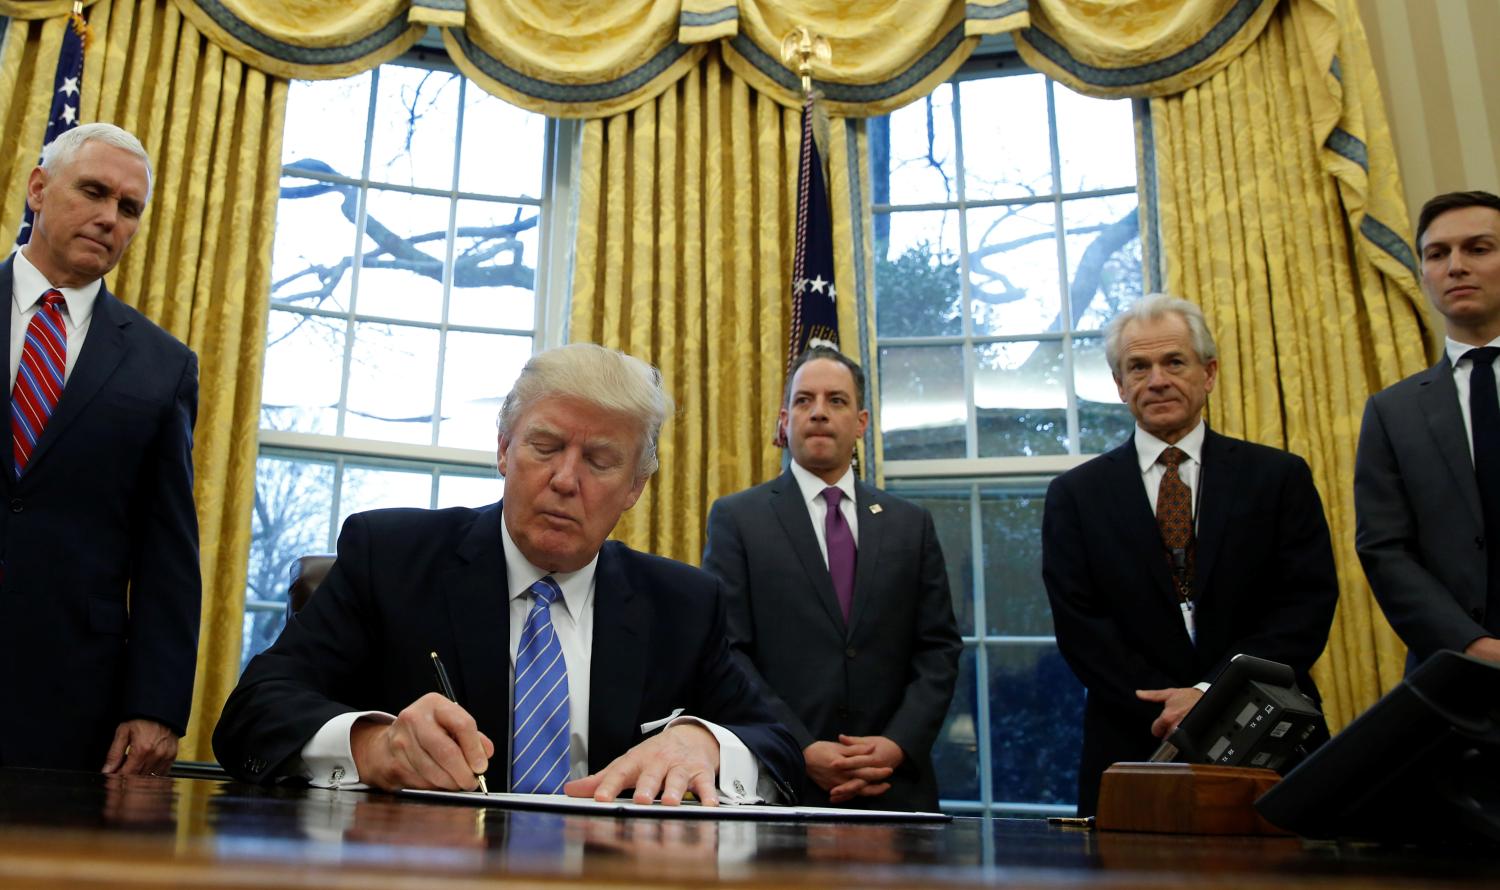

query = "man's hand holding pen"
[349, 693, 494, 792]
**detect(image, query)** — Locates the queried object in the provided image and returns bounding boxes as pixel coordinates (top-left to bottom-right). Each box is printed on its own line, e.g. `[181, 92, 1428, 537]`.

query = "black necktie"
[1464, 347, 1500, 634]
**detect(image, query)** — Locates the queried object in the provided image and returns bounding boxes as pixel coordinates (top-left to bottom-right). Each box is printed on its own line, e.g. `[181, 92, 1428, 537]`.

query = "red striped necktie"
[12, 289, 68, 475]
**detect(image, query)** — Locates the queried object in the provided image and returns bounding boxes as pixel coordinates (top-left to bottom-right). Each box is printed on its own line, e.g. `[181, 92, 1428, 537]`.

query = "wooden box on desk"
[1095, 762, 1290, 835]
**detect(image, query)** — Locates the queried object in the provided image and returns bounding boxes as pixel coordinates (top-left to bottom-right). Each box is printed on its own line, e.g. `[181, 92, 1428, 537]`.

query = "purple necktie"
[822, 487, 856, 621]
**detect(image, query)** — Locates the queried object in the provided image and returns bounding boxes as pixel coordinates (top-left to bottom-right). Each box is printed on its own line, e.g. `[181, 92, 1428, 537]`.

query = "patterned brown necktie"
[1156, 446, 1195, 599]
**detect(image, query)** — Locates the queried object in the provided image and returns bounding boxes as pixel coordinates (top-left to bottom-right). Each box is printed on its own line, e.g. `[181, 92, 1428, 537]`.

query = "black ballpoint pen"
[430, 650, 490, 794]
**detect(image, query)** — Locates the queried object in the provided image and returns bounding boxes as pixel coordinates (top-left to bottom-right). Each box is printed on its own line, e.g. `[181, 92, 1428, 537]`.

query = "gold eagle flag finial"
[780, 26, 830, 100]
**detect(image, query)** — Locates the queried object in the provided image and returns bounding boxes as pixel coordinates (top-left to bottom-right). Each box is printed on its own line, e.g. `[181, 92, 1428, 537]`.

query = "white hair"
[497, 343, 674, 479]
[41, 123, 154, 202]
[1103, 293, 1219, 377]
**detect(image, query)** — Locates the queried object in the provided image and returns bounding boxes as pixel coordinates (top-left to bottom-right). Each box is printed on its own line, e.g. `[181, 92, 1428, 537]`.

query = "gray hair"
[1103, 293, 1219, 378]
[41, 123, 154, 202]
[497, 343, 674, 479]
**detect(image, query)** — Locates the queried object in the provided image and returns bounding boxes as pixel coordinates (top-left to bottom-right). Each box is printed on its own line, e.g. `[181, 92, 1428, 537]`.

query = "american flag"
[16, 11, 87, 248]
[775, 97, 839, 447]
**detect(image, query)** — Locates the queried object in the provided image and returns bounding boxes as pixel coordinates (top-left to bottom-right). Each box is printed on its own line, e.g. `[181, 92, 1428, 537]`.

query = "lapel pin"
[869, 504, 882, 514]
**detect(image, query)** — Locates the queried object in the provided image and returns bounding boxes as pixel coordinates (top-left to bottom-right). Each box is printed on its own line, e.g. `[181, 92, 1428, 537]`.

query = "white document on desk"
[398, 789, 949, 822]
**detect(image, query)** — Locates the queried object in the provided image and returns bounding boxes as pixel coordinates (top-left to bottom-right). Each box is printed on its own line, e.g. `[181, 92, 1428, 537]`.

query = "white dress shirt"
[789, 460, 859, 566]
[1134, 420, 1206, 521]
[9, 247, 99, 388]
[297, 514, 769, 802]
[1445, 335, 1500, 464]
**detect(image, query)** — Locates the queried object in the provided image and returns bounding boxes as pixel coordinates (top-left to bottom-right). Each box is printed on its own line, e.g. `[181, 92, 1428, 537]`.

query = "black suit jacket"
[1356, 357, 1491, 672]
[213, 502, 801, 797]
[0, 256, 200, 769]
[702, 471, 961, 811]
[1042, 428, 1338, 815]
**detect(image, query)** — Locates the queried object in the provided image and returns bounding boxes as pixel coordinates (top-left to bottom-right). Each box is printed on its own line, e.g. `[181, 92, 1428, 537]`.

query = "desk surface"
[0, 769, 1492, 889]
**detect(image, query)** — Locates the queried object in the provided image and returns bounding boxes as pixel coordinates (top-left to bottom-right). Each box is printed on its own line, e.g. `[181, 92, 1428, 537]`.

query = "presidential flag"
[16, 11, 88, 248]
[775, 96, 839, 447]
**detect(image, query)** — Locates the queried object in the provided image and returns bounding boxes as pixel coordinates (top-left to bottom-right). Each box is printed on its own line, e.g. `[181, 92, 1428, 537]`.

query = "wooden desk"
[0, 768, 1490, 889]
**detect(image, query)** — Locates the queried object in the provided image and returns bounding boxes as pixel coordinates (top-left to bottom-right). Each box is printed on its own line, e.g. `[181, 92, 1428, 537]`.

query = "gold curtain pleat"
[1151, 1, 1426, 728]
[0, 2, 285, 760]
[570, 46, 864, 562]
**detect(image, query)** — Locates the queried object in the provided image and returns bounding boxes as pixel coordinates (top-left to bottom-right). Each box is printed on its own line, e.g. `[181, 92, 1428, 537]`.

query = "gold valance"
[1, 1, 1032, 118]
[1013, 0, 1281, 99]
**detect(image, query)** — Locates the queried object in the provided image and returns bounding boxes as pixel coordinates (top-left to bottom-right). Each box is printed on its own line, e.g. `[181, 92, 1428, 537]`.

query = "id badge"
[1179, 600, 1197, 644]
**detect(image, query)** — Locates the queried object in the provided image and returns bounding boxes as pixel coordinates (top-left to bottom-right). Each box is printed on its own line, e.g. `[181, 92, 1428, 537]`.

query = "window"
[244, 55, 573, 666]
[869, 53, 1148, 814]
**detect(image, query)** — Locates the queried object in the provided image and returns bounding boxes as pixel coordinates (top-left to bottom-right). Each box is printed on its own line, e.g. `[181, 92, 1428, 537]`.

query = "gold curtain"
[0, 1, 285, 760]
[569, 46, 866, 563]
[1150, 0, 1426, 726]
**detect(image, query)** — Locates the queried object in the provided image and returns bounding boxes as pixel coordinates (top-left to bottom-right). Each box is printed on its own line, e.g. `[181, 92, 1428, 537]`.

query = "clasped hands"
[804, 734, 903, 804]
[349, 692, 722, 805]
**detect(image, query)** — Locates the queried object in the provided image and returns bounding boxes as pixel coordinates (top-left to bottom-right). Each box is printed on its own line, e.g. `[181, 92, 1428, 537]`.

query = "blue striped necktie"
[12, 290, 67, 475]
[512, 575, 571, 793]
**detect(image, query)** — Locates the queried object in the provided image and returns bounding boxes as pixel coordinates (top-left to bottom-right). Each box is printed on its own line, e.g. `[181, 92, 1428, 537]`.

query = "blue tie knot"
[530, 576, 561, 607]
[1465, 347, 1500, 368]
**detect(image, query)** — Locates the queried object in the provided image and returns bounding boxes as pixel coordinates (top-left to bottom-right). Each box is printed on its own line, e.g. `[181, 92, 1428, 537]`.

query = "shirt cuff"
[295, 710, 394, 788]
[1193, 682, 1212, 693]
[666, 716, 780, 805]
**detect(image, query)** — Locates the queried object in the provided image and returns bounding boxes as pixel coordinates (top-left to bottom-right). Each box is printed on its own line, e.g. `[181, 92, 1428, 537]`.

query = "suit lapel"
[848, 481, 885, 634]
[1191, 429, 1237, 603]
[441, 504, 513, 783]
[1417, 357, 1484, 525]
[769, 470, 846, 633]
[22, 286, 129, 476]
[588, 541, 648, 772]
[0, 258, 13, 486]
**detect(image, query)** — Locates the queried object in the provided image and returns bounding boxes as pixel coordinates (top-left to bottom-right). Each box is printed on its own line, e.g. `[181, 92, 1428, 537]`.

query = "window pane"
[980, 484, 1049, 636]
[902, 487, 975, 636]
[355, 189, 450, 323]
[447, 199, 539, 330]
[244, 454, 336, 665]
[1063, 196, 1142, 332]
[1054, 86, 1137, 193]
[934, 646, 981, 801]
[1074, 337, 1134, 454]
[975, 341, 1067, 457]
[282, 74, 372, 179]
[437, 472, 504, 509]
[988, 643, 1084, 806]
[958, 73, 1053, 202]
[260, 311, 345, 435]
[270, 185, 358, 314]
[438, 331, 531, 450]
[967, 202, 1062, 336]
[460, 88, 545, 199]
[369, 65, 461, 190]
[881, 83, 956, 205]
[344, 322, 440, 443]
[339, 463, 436, 527]
[875, 209, 962, 338]
[879, 344, 966, 460]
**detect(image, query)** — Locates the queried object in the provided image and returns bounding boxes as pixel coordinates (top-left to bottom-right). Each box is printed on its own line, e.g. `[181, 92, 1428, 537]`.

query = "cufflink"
[869, 504, 883, 514]
[733, 778, 746, 796]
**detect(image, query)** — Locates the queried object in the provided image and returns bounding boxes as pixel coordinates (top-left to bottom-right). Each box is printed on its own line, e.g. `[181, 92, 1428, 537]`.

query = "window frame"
[873, 49, 1155, 816]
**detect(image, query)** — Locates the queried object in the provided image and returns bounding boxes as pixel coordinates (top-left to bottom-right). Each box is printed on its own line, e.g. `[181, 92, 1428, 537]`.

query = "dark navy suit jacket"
[0, 255, 200, 769]
[1042, 428, 1338, 816]
[214, 501, 802, 797]
[703, 471, 961, 811]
